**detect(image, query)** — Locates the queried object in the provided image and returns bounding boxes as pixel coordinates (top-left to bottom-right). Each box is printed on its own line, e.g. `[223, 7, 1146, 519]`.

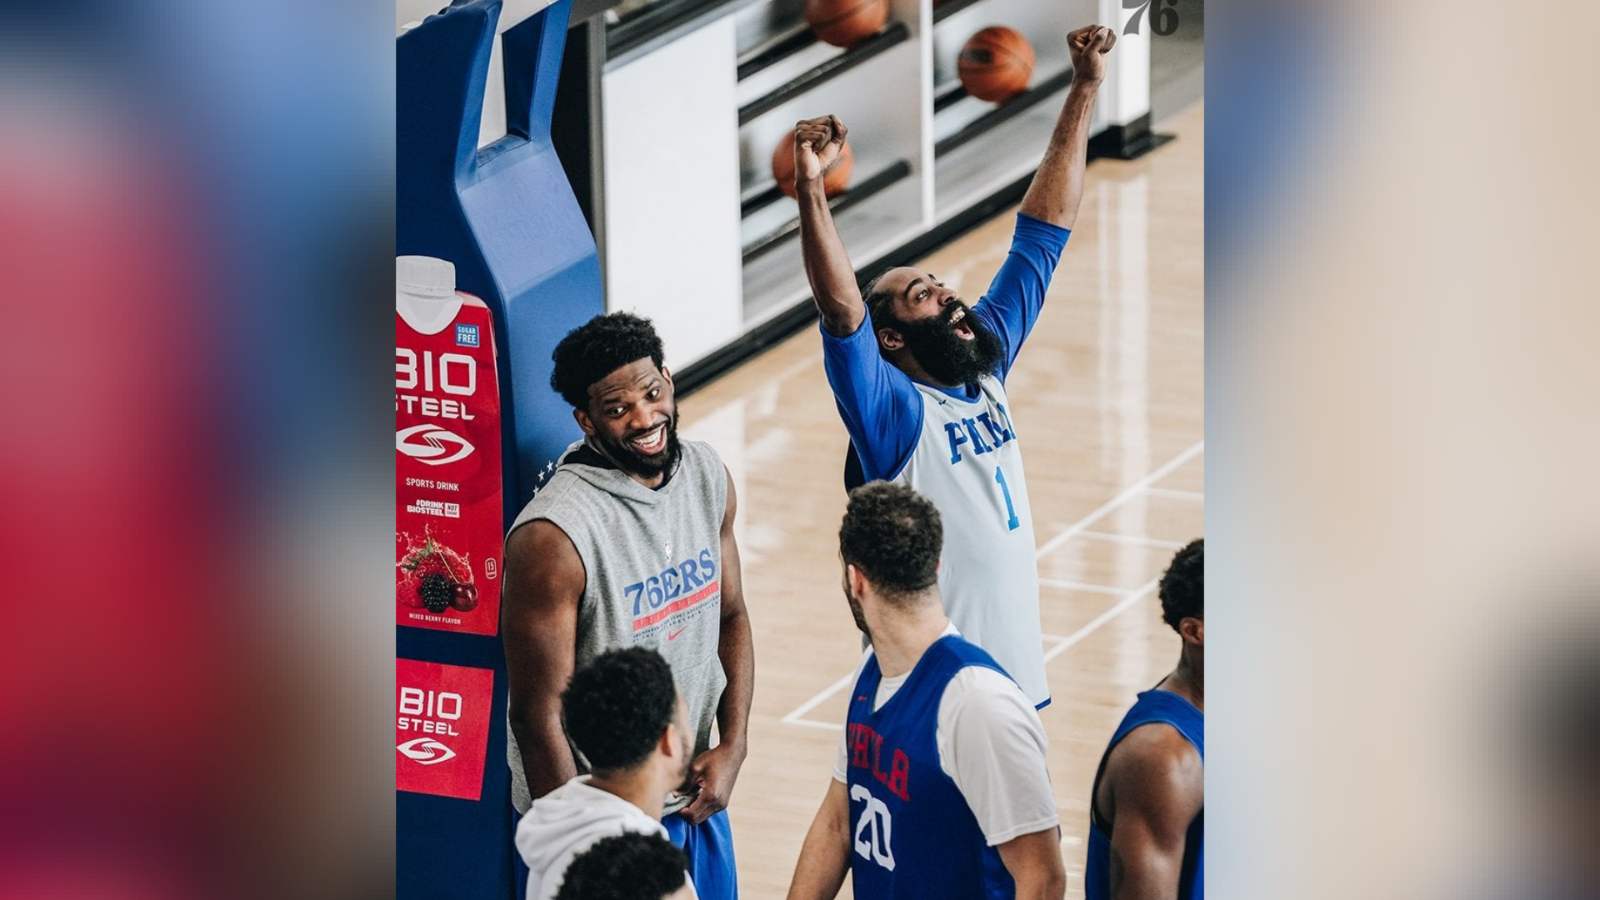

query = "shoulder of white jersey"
[958, 664, 1028, 702]
[938, 664, 1036, 726]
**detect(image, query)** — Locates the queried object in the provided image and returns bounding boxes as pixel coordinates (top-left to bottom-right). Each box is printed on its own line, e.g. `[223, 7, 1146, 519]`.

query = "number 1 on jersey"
[994, 466, 1020, 531]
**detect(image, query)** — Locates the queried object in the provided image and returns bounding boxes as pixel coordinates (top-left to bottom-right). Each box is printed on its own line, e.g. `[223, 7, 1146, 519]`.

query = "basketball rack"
[554, 0, 1162, 386]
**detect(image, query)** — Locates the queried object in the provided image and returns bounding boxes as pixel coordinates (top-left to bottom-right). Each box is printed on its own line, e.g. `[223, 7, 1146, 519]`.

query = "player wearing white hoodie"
[516, 648, 699, 900]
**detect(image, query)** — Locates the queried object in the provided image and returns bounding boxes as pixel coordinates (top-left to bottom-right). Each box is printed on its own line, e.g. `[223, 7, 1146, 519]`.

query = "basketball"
[957, 26, 1035, 103]
[804, 0, 889, 48]
[772, 128, 855, 198]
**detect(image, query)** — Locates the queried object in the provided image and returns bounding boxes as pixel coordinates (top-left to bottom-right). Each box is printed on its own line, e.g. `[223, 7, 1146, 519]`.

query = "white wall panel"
[602, 18, 745, 369]
[1099, 0, 1151, 127]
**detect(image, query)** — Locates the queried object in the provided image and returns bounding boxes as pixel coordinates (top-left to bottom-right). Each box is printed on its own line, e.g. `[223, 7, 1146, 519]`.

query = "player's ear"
[877, 327, 904, 352]
[573, 407, 595, 437]
[1180, 616, 1203, 647]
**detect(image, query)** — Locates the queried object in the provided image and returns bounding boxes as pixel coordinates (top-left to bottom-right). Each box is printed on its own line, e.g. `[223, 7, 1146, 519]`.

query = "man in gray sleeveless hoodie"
[503, 312, 754, 900]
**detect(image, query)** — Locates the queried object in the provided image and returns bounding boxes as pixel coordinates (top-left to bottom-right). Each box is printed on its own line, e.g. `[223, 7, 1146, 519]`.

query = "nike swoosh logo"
[667, 626, 688, 641]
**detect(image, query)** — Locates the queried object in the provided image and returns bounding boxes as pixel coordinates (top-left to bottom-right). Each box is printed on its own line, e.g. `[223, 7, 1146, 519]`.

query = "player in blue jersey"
[1085, 539, 1204, 900]
[789, 25, 1119, 709]
[786, 483, 1066, 900]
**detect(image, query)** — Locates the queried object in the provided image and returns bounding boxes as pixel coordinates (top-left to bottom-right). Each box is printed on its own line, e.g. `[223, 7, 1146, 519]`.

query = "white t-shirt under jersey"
[833, 626, 1059, 846]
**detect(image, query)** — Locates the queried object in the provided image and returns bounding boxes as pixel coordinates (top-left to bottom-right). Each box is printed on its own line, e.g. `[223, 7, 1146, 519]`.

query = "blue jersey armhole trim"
[881, 396, 923, 481]
[1109, 717, 1203, 759]
[1034, 696, 1052, 711]
[821, 315, 926, 484]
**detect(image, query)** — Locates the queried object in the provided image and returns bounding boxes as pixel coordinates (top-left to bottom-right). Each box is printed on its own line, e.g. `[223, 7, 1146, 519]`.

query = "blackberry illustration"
[419, 572, 454, 613]
[397, 534, 479, 615]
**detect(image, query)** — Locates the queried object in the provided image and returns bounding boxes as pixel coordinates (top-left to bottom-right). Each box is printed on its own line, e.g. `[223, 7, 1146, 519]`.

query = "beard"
[891, 302, 1004, 387]
[845, 587, 872, 643]
[593, 409, 681, 479]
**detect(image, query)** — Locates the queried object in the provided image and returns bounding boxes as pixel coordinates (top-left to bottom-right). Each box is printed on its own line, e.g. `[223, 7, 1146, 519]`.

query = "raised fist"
[793, 115, 848, 182]
[1067, 24, 1116, 85]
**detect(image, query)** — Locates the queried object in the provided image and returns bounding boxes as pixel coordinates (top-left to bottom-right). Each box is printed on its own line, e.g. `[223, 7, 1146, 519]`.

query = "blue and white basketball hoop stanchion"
[398, 1, 601, 896]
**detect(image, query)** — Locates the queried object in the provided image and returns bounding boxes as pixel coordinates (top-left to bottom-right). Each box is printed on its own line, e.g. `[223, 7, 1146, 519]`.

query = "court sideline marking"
[1031, 441, 1204, 560]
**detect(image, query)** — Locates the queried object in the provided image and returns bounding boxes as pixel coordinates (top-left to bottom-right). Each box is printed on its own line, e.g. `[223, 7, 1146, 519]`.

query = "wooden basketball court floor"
[677, 102, 1203, 898]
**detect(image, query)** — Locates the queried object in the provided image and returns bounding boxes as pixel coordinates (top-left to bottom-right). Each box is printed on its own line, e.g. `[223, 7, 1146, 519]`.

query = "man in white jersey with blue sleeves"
[791, 24, 1118, 708]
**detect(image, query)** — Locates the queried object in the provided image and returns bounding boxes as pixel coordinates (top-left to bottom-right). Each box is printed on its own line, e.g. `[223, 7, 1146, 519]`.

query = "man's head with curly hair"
[1159, 538, 1203, 644]
[837, 482, 944, 639]
[554, 832, 692, 900]
[550, 313, 680, 481]
[561, 648, 690, 785]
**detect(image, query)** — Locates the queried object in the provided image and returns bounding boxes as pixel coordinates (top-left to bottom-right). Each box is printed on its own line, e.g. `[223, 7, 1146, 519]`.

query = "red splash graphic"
[397, 531, 478, 613]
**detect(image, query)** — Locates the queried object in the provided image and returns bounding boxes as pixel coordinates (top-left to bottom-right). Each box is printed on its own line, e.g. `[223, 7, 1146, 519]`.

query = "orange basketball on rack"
[957, 26, 1035, 103]
[772, 128, 854, 199]
[804, 0, 889, 48]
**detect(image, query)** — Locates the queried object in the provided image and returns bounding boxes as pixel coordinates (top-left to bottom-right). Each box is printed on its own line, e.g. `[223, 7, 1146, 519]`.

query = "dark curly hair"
[554, 832, 687, 900]
[561, 648, 677, 772]
[840, 482, 943, 602]
[1159, 538, 1203, 632]
[861, 272, 895, 327]
[551, 313, 665, 410]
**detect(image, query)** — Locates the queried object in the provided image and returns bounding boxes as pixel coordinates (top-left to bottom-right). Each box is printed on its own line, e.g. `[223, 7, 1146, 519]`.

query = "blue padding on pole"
[398, 2, 599, 897]
[399, 0, 599, 520]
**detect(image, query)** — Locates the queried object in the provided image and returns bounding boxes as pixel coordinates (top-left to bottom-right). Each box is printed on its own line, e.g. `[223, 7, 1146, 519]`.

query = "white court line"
[1033, 441, 1204, 561]
[785, 591, 1157, 731]
[786, 634, 1078, 731]
[1039, 578, 1128, 596]
[783, 716, 847, 732]
[1079, 530, 1186, 551]
[782, 630, 1076, 729]
[780, 673, 855, 727]
[1145, 487, 1203, 502]
[1041, 577, 1160, 666]
[780, 441, 1201, 729]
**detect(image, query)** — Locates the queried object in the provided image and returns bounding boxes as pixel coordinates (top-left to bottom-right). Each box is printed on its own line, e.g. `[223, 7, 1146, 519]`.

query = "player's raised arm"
[968, 25, 1112, 374]
[794, 115, 866, 336]
[785, 779, 852, 900]
[1018, 25, 1116, 229]
[502, 520, 584, 799]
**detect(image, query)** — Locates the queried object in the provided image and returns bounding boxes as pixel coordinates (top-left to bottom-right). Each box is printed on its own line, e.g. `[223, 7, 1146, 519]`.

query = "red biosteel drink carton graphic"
[396, 658, 494, 801]
[396, 256, 503, 635]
